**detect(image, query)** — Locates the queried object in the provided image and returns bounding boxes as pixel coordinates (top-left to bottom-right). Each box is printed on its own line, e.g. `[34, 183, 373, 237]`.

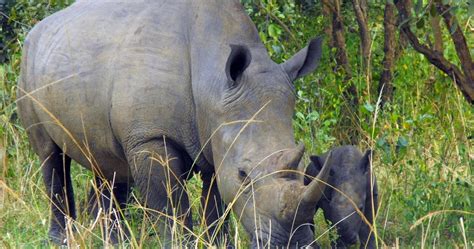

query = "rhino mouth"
[250, 226, 315, 249]
[251, 237, 315, 249]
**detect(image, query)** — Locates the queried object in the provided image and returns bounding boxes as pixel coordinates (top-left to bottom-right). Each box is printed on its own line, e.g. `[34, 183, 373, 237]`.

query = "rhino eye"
[238, 169, 251, 187]
[238, 169, 248, 179]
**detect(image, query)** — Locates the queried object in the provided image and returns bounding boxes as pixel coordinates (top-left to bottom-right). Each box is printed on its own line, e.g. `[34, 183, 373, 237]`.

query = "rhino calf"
[305, 146, 378, 249]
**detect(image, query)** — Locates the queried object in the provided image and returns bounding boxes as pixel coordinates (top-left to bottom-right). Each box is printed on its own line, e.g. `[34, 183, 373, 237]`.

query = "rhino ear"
[304, 155, 323, 185]
[361, 150, 373, 174]
[225, 44, 252, 86]
[309, 155, 324, 171]
[281, 37, 323, 81]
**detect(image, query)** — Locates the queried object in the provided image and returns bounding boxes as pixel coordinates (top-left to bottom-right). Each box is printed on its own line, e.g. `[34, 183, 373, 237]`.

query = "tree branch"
[351, 0, 371, 61]
[396, 0, 474, 104]
[378, 2, 397, 106]
[435, 2, 474, 86]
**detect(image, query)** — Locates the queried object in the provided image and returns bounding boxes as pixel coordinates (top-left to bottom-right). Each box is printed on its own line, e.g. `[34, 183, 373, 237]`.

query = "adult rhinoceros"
[17, 0, 330, 247]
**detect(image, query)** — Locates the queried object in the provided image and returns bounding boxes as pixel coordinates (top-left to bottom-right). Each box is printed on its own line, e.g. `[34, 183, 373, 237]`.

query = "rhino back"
[18, 0, 195, 179]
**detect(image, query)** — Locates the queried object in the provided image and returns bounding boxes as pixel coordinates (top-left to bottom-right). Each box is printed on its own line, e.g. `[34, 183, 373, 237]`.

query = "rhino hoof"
[48, 229, 67, 246]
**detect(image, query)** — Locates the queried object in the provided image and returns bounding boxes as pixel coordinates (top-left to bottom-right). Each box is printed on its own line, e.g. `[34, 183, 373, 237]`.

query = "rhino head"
[197, 37, 331, 247]
[305, 146, 378, 248]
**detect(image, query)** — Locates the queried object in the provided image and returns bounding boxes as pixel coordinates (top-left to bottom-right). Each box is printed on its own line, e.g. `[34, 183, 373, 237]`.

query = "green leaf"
[416, 18, 425, 29]
[430, 4, 437, 16]
[297, 90, 304, 97]
[259, 31, 268, 43]
[296, 112, 305, 121]
[418, 114, 433, 122]
[376, 137, 387, 148]
[469, 0, 474, 16]
[271, 44, 282, 54]
[307, 111, 319, 121]
[364, 102, 375, 113]
[268, 23, 282, 39]
[415, 0, 423, 15]
[397, 136, 409, 148]
[449, 20, 458, 35]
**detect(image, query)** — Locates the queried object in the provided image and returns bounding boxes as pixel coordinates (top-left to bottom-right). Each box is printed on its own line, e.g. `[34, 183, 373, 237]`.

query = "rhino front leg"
[41, 144, 76, 245]
[126, 137, 193, 247]
[359, 179, 378, 249]
[200, 173, 232, 248]
[87, 177, 131, 244]
[358, 209, 376, 249]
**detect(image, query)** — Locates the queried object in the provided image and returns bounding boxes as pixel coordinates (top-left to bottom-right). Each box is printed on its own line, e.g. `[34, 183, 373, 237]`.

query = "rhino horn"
[285, 143, 305, 170]
[301, 151, 332, 206]
[272, 143, 305, 177]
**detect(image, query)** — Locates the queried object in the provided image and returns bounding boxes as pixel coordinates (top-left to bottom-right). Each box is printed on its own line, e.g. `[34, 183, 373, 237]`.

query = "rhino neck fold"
[186, 0, 267, 170]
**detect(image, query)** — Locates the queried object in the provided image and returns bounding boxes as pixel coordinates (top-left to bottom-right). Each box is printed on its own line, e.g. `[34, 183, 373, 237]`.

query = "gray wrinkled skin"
[17, 0, 329, 247]
[305, 146, 378, 249]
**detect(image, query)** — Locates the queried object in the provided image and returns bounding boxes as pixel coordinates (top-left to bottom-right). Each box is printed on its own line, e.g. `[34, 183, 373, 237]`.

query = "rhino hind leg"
[17, 91, 76, 244]
[86, 177, 131, 244]
[40, 144, 76, 245]
[126, 137, 193, 246]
